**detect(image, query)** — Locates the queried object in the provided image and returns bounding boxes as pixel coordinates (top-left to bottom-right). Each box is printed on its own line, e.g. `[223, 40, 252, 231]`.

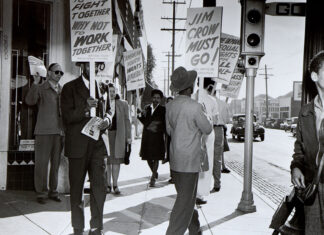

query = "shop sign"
[70, 0, 113, 62]
[265, 2, 306, 16]
[123, 48, 145, 91]
[185, 7, 223, 78]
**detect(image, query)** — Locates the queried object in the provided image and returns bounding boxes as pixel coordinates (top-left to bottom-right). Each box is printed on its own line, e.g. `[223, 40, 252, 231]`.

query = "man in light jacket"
[166, 66, 213, 235]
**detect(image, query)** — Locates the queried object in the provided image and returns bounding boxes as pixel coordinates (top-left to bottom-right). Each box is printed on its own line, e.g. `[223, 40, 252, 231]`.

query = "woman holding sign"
[105, 83, 132, 194]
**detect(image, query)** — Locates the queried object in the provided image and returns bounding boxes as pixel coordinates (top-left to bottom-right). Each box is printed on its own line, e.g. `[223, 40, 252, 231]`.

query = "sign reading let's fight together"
[70, 0, 113, 62]
[185, 7, 223, 78]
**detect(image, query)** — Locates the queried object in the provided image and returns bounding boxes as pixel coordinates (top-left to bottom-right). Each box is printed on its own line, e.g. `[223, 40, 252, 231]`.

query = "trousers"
[166, 171, 200, 235]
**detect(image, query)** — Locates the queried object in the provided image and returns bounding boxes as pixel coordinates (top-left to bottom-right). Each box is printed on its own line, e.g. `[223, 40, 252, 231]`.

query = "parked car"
[231, 114, 265, 141]
[290, 117, 298, 137]
[282, 118, 292, 131]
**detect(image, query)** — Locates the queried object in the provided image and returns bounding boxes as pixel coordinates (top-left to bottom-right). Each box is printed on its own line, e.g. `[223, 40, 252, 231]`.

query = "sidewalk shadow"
[105, 174, 171, 200]
[0, 190, 72, 218]
[200, 209, 245, 232]
[101, 195, 176, 235]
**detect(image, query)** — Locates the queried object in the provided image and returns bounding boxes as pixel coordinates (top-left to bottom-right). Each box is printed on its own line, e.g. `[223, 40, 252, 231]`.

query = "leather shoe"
[36, 197, 46, 204]
[168, 178, 174, 184]
[88, 229, 103, 235]
[210, 187, 220, 193]
[196, 198, 207, 205]
[113, 186, 120, 195]
[221, 168, 231, 173]
[49, 195, 61, 202]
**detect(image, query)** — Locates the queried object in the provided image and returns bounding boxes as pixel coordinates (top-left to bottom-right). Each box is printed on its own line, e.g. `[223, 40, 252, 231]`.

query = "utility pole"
[259, 64, 273, 120]
[161, 1, 186, 75]
[163, 52, 181, 96]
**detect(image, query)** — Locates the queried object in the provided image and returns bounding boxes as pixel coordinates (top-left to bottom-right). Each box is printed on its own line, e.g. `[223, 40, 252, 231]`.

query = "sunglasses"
[52, 70, 64, 76]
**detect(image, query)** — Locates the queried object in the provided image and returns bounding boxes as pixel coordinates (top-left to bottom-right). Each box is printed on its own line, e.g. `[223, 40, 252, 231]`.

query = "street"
[225, 126, 296, 206]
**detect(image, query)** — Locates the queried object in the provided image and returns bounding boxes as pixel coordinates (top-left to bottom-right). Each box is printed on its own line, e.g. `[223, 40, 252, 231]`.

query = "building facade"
[0, 0, 147, 190]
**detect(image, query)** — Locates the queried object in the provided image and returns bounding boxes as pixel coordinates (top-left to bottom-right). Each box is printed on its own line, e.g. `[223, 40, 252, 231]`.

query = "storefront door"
[10, 0, 50, 150]
[7, 0, 51, 190]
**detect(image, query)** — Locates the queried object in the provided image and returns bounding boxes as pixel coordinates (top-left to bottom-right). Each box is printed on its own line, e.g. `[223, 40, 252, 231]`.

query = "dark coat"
[290, 100, 324, 183]
[61, 76, 104, 158]
[138, 105, 166, 160]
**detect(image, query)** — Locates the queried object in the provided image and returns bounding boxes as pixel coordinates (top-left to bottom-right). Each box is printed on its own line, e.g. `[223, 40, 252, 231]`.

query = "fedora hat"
[170, 67, 197, 92]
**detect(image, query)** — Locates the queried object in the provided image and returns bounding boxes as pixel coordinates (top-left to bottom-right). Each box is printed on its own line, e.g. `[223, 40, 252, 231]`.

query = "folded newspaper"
[27, 56, 47, 77]
[81, 117, 103, 141]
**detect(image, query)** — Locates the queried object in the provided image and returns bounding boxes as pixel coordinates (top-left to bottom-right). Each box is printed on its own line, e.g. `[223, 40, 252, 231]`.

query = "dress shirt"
[150, 103, 159, 115]
[195, 89, 218, 125]
[214, 97, 230, 125]
[82, 75, 89, 90]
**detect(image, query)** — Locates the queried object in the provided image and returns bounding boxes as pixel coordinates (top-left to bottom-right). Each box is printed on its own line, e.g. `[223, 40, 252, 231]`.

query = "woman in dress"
[106, 83, 132, 194]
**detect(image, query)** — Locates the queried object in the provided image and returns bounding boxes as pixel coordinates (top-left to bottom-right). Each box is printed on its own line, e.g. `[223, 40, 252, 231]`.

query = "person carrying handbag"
[291, 51, 324, 234]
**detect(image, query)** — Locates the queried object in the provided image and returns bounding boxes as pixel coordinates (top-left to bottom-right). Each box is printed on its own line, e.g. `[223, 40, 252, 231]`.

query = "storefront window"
[9, 0, 50, 150]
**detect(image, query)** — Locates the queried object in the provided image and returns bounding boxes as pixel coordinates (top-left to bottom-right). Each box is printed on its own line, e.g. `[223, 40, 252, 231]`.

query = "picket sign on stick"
[90, 61, 96, 117]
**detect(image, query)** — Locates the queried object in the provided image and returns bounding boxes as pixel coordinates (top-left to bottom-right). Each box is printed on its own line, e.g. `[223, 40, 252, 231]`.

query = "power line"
[161, 0, 186, 81]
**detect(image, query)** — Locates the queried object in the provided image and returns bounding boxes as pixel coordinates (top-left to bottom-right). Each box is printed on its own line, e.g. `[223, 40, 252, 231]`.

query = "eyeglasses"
[52, 70, 64, 76]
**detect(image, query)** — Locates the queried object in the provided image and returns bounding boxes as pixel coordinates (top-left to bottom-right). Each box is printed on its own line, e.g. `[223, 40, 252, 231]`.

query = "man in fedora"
[165, 66, 213, 235]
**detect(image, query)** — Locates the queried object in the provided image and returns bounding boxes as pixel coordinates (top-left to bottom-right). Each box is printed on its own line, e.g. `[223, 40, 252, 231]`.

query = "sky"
[142, 0, 306, 100]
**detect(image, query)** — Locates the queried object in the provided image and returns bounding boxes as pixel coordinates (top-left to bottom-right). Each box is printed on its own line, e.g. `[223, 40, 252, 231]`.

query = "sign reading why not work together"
[70, 0, 113, 62]
[185, 7, 223, 78]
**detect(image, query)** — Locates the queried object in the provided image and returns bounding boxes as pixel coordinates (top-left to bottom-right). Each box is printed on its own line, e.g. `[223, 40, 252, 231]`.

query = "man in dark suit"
[61, 62, 110, 235]
[25, 63, 64, 204]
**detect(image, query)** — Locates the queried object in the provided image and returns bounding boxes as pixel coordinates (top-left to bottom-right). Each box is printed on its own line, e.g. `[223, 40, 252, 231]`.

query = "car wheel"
[238, 136, 242, 141]
[260, 135, 264, 141]
[232, 134, 235, 140]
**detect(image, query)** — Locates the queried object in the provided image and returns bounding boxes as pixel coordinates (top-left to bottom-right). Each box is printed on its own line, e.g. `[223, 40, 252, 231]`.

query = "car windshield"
[236, 115, 256, 122]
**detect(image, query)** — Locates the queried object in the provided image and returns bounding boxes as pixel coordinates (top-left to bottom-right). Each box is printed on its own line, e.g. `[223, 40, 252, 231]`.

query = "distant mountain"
[277, 91, 293, 99]
[255, 94, 274, 100]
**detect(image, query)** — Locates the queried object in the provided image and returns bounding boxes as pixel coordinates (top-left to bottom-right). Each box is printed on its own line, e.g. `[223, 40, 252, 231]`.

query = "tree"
[145, 43, 156, 85]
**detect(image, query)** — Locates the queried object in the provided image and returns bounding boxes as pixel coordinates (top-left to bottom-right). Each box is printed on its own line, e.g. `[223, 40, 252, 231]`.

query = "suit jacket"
[138, 104, 166, 160]
[290, 100, 324, 183]
[166, 95, 213, 172]
[25, 81, 63, 135]
[61, 76, 103, 158]
[110, 99, 132, 158]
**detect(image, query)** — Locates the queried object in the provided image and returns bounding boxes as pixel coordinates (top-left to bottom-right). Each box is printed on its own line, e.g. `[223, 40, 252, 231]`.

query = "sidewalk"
[0, 136, 276, 235]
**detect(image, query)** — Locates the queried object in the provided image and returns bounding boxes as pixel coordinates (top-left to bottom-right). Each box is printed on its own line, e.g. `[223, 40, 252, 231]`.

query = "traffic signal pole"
[237, 67, 257, 213]
[237, 0, 265, 213]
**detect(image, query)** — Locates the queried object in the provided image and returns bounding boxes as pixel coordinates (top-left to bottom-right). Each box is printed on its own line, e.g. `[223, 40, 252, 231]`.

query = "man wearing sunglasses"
[25, 63, 65, 204]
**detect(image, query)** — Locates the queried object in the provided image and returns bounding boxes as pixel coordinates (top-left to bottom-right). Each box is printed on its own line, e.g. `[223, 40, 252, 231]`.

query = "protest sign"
[185, 7, 222, 77]
[219, 65, 244, 99]
[70, 0, 113, 62]
[123, 48, 145, 91]
[94, 34, 119, 84]
[214, 33, 240, 85]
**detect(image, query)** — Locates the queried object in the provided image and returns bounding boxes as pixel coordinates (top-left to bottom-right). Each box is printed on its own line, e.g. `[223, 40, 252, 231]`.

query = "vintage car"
[290, 117, 298, 137]
[231, 114, 265, 141]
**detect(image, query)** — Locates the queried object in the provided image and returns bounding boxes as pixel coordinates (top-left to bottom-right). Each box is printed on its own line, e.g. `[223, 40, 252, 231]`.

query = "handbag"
[124, 143, 131, 165]
[296, 151, 324, 206]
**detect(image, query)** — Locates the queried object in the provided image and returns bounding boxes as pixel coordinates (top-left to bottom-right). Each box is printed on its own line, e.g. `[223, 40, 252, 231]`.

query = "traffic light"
[240, 0, 265, 68]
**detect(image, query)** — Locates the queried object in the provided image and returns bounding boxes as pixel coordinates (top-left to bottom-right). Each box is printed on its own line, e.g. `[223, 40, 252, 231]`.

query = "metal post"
[265, 64, 268, 119]
[171, 1, 175, 75]
[237, 68, 257, 213]
[167, 51, 170, 96]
